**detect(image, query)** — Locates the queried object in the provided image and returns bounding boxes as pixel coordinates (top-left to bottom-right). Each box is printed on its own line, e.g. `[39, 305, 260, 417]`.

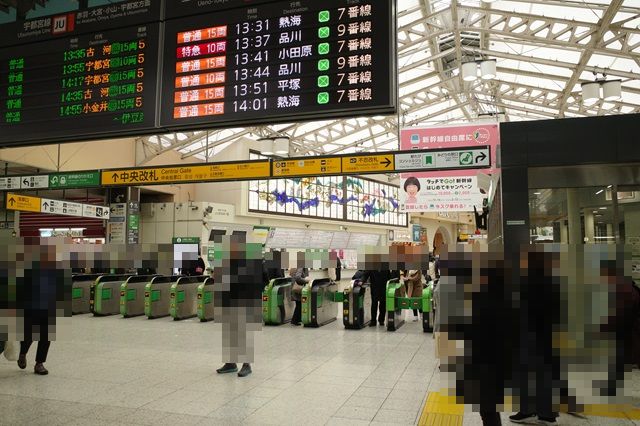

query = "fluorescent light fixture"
[461, 61, 478, 82]
[607, 185, 612, 188]
[581, 82, 600, 105]
[273, 137, 290, 155]
[260, 138, 274, 155]
[480, 59, 497, 80]
[602, 80, 622, 101]
[593, 211, 598, 214]
[599, 207, 607, 210]
[595, 189, 604, 195]
[533, 192, 541, 195]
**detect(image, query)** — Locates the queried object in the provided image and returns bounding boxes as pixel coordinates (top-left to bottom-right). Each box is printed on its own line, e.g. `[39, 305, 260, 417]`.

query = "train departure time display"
[0, 24, 159, 146]
[159, 0, 396, 129]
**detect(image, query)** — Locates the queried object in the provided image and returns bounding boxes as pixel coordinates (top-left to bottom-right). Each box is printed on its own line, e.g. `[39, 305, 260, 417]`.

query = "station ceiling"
[138, 0, 640, 163]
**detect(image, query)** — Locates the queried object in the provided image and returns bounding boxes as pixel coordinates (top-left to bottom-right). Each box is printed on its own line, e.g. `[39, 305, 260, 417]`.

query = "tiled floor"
[1, 311, 638, 426]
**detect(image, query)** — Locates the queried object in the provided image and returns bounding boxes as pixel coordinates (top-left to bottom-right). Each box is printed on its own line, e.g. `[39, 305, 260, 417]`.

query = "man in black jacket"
[362, 266, 399, 327]
[213, 234, 263, 378]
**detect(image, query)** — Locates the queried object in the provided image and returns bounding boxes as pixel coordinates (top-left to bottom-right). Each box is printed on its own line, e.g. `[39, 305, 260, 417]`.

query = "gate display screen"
[0, 24, 160, 146]
[159, 0, 396, 129]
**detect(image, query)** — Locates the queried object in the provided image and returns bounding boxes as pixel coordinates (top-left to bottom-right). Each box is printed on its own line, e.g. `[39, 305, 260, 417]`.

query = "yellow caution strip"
[418, 393, 640, 424]
[418, 392, 464, 426]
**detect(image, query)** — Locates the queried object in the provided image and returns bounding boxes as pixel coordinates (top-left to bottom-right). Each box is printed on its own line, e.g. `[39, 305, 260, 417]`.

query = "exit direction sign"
[20, 175, 49, 189]
[6, 193, 109, 219]
[394, 146, 491, 172]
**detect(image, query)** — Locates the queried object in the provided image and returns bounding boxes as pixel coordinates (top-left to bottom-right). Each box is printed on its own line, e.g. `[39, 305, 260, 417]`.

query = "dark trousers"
[370, 285, 386, 324]
[292, 300, 301, 324]
[480, 411, 501, 426]
[20, 340, 51, 363]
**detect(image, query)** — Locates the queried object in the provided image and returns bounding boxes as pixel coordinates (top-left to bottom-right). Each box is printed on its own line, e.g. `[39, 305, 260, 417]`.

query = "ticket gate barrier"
[343, 280, 372, 329]
[301, 278, 340, 328]
[145, 276, 182, 319]
[120, 275, 159, 318]
[386, 279, 434, 332]
[196, 278, 215, 322]
[262, 277, 295, 325]
[72, 274, 102, 314]
[170, 276, 208, 320]
[91, 275, 131, 316]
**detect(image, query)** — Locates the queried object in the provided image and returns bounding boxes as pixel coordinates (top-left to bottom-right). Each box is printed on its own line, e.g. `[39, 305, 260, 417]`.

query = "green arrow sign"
[49, 171, 100, 189]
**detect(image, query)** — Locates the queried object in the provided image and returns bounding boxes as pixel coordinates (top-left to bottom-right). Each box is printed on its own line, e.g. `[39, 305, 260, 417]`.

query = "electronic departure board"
[159, 0, 396, 129]
[0, 24, 160, 146]
[165, 0, 275, 19]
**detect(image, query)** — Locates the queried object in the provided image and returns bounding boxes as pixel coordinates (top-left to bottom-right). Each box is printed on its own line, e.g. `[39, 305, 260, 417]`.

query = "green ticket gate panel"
[343, 279, 372, 329]
[145, 276, 182, 319]
[262, 277, 295, 325]
[302, 278, 339, 328]
[170, 276, 207, 320]
[385, 279, 405, 331]
[120, 275, 159, 318]
[72, 274, 102, 314]
[91, 275, 131, 316]
[386, 279, 434, 333]
[196, 278, 215, 322]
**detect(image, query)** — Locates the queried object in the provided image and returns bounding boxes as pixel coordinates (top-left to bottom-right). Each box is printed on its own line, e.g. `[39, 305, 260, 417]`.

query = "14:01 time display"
[233, 98, 267, 112]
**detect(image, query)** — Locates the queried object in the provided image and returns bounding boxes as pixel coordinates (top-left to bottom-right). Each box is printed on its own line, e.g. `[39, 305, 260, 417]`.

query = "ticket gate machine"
[72, 274, 102, 314]
[386, 278, 433, 332]
[343, 279, 372, 329]
[170, 276, 208, 320]
[145, 276, 182, 319]
[196, 278, 215, 322]
[301, 278, 339, 328]
[91, 275, 131, 316]
[262, 277, 295, 325]
[120, 275, 158, 318]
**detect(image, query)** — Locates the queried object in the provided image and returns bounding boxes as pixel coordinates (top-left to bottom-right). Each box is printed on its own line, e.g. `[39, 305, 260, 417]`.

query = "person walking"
[362, 269, 399, 327]
[403, 269, 423, 321]
[289, 267, 309, 326]
[213, 234, 264, 378]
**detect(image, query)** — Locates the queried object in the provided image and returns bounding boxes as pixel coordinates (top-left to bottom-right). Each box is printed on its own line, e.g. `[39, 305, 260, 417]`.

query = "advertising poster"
[399, 123, 500, 213]
[400, 176, 485, 213]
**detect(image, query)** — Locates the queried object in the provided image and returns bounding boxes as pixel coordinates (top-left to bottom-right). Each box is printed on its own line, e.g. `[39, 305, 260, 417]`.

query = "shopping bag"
[3, 341, 19, 361]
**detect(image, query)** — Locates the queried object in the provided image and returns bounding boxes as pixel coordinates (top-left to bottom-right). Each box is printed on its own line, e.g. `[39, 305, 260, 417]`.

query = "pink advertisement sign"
[399, 123, 500, 177]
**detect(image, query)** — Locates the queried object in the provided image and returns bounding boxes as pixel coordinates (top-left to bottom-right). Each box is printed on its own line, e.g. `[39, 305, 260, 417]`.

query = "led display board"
[0, 23, 160, 145]
[165, 0, 275, 19]
[159, 0, 396, 129]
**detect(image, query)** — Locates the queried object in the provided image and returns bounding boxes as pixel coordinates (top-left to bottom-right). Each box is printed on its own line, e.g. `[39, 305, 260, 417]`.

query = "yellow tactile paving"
[418, 392, 464, 426]
[418, 392, 640, 424]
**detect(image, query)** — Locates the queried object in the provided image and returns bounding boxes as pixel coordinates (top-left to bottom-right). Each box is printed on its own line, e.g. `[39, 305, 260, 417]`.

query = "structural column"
[566, 188, 582, 244]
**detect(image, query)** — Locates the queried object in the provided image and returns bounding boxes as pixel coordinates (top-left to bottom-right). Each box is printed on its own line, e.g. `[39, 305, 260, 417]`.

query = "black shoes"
[34, 363, 48, 375]
[508, 413, 536, 423]
[216, 363, 238, 374]
[238, 363, 252, 377]
[379, 321, 385, 326]
[17, 354, 26, 370]
[368, 321, 376, 327]
[291, 322, 301, 326]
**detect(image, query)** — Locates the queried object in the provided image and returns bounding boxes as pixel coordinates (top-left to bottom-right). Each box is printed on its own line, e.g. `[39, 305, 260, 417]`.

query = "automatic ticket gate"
[170, 276, 208, 320]
[196, 277, 215, 322]
[343, 279, 372, 329]
[72, 274, 102, 314]
[301, 278, 339, 328]
[91, 275, 131, 316]
[120, 275, 158, 318]
[145, 276, 181, 319]
[262, 277, 295, 325]
[386, 278, 434, 332]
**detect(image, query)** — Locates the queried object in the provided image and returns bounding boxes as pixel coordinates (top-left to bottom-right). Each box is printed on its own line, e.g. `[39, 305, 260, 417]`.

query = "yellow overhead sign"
[272, 157, 341, 177]
[341, 154, 394, 174]
[6, 193, 41, 213]
[102, 160, 271, 186]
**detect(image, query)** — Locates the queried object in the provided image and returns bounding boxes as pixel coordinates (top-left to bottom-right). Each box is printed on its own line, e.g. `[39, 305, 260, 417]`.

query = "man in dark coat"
[213, 234, 263, 378]
[362, 267, 399, 327]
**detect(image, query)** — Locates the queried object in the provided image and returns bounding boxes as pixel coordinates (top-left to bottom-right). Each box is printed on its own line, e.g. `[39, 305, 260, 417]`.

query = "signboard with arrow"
[394, 146, 491, 172]
[6, 193, 109, 219]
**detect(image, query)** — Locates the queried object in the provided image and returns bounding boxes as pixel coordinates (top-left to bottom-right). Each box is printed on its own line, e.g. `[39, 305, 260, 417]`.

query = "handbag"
[3, 341, 19, 362]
